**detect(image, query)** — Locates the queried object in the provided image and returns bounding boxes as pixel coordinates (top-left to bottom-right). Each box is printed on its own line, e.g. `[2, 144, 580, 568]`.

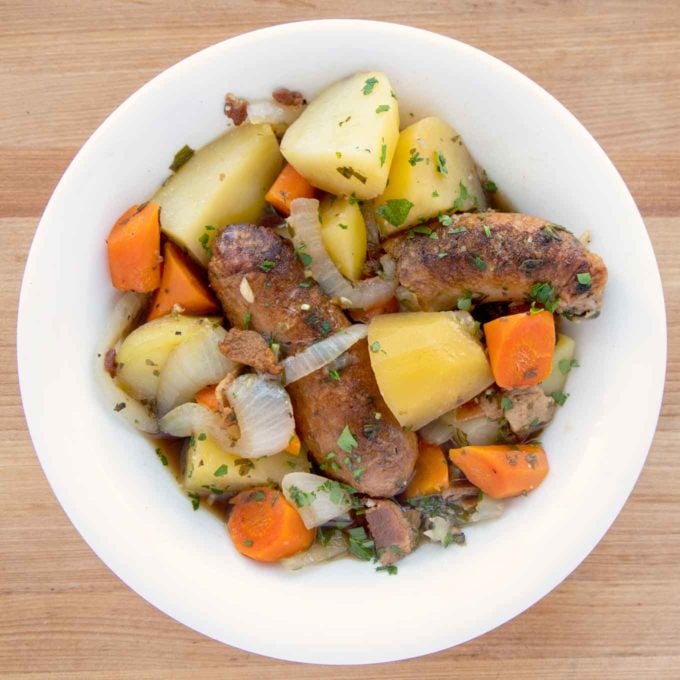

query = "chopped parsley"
[188, 493, 200, 511]
[347, 527, 376, 561]
[432, 190, 439, 197]
[370, 340, 381, 353]
[114, 402, 126, 412]
[378, 142, 387, 167]
[483, 179, 498, 193]
[435, 150, 448, 175]
[155, 447, 168, 466]
[483, 224, 492, 238]
[169, 144, 194, 172]
[375, 104, 390, 113]
[501, 396, 514, 411]
[337, 425, 358, 453]
[214, 464, 229, 477]
[243, 311, 251, 329]
[376, 565, 398, 575]
[471, 254, 487, 271]
[457, 291, 472, 311]
[197, 433, 207, 441]
[408, 148, 424, 166]
[362, 77, 379, 95]
[319, 320, 332, 336]
[452, 181, 470, 210]
[376, 198, 414, 227]
[318, 479, 350, 505]
[198, 232, 212, 258]
[294, 243, 312, 268]
[242, 540, 254, 547]
[337, 166, 368, 183]
[259, 259, 275, 272]
[576, 272, 592, 288]
[559, 358, 579, 375]
[328, 368, 341, 381]
[551, 391, 569, 406]
[530, 282, 559, 313]
[287, 485, 316, 508]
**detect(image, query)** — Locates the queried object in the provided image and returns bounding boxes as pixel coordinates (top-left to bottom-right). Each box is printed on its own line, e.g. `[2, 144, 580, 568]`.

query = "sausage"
[384, 213, 607, 318]
[208, 223, 418, 497]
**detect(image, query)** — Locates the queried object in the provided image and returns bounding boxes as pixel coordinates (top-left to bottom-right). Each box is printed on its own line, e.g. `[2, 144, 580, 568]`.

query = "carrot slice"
[148, 241, 220, 320]
[402, 440, 450, 499]
[483, 310, 555, 389]
[449, 444, 549, 499]
[195, 384, 219, 411]
[227, 486, 314, 562]
[265, 163, 316, 216]
[106, 202, 161, 292]
[284, 433, 302, 456]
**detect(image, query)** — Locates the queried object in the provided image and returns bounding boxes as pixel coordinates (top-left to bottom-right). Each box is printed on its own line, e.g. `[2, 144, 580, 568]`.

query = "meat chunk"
[366, 500, 418, 565]
[224, 93, 248, 125]
[502, 385, 557, 439]
[208, 224, 418, 497]
[384, 213, 607, 318]
[219, 328, 282, 375]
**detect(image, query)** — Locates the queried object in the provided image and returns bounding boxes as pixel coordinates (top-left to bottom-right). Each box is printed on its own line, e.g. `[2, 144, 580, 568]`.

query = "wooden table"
[2, 2, 678, 677]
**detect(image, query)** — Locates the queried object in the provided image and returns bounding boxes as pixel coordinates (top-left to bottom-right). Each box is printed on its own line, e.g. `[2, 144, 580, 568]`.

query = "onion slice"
[95, 292, 159, 434]
[159, 373, 294, 458]
[288, 198, 397, 309]
[281, 472, 352, 529]
[156, 324, 238, 416]
[282, 324, 368, 384]
[280, 531, 348, 571]
[419, 410, 500, 447]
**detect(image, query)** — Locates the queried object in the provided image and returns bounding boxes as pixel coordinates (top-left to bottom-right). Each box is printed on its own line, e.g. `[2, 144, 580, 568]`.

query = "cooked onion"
[156, 324, 238, 416]
[288, 198, 397, 309]
[419, 411, 500, 446]
[282, 324, 368, 384]
[95, 292, 159, 434]
[160, 373, 294, 457]
[280, 530, 347, 571]
[281, 472, 352, 529]
[469, 496, 505, 523]
[246, 98, 304, 127]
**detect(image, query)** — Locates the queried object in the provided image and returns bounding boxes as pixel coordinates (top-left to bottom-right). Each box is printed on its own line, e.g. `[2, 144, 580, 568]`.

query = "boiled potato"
[319, 195, 367, 281]
[116, 315, 220, 401]
[540, 333, 576, 396]
[280, 71, 399, 200]
[183, 434, 309, 496]
[154, 124, 283, 265]
[368, 312, 494, 430]
[374, 117, 487, 236]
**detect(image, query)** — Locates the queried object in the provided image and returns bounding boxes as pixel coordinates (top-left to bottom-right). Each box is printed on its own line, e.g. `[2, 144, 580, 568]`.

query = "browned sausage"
[384, 213, 607, 318]
[208, 223, 418, 497]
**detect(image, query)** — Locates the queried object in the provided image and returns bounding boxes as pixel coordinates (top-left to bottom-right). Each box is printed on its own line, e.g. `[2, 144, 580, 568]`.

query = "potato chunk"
[374, 117, 486, 236]
[280, 72, 399, 200]
[540, 333, 577, 396]
[368, 312, 494, 430]
[116, 316, 219, 401]
[319, 195, 367, 281]
[153, 124, 283, 265]
[182, 434, 309, 495]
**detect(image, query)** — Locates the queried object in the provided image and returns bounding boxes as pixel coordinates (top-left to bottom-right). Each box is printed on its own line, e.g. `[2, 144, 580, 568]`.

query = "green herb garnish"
[169, 144, 194, 172]
[376, 199, 414, 227]
[362, 77, 378, 95]
[214, 464, 229, 477]
[376, 104, 390, 113]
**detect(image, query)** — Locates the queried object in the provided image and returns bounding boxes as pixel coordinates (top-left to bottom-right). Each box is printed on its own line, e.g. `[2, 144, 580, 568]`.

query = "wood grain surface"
[1, 1, 679, 677]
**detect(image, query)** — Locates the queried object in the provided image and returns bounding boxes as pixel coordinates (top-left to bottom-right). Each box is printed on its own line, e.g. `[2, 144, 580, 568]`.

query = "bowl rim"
[17, 18, 667, 665]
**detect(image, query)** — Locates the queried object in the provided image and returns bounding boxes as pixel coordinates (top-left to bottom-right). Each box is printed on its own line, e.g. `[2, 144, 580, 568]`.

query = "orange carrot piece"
[284, 433, 302, 456]
[195, 384, 219, 411]
[227, 486, 314, 562]
[265, 163, 316, 216]
[148, 241, 220, 320]
[449, 444, 549, 499]
[348, 296, 399, 324]
[403, 441, 450, 499]
[483, 310, 555, 389]
[106, 202, 161, 292]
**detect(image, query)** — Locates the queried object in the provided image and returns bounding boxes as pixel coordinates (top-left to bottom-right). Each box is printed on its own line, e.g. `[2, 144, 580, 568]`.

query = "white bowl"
[18, 20, 666, 665]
